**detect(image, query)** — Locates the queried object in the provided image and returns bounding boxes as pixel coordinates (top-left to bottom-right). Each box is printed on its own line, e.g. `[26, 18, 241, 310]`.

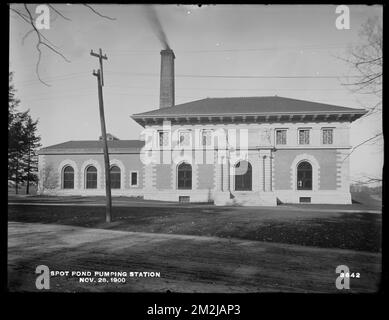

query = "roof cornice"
[131, 109, 367, 127]
[132, 109, 367, 119]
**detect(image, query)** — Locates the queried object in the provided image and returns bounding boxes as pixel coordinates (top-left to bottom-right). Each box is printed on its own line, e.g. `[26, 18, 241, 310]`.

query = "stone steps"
[231, 192, 277, 206]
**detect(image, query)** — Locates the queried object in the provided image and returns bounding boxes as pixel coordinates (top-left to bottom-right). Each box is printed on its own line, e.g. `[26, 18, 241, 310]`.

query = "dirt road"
[8, 222, 381, 292]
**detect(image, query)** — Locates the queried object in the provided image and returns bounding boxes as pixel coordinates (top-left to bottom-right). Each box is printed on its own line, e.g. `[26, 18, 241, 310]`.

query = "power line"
[14, 71, 361, 88]
[105, 71, 361, 79]
[18, 83, 354, 99]
[20, 89, 364, 103]
[176, 74, 359, 79]
[104, 85, 349, 92]
[20, 92, 201, 102]
[17, 83, 364, 102]
[14, 72, 89, 86]
[108, 43, 356, 55]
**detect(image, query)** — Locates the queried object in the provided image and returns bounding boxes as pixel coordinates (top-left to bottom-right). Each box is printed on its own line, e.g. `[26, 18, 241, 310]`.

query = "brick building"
[38, 49, 366, 205]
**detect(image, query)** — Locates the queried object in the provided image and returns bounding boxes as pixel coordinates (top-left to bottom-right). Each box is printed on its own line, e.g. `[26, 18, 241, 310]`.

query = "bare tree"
[38, 163, 59, 194]
[341, 17, 383, 183]
[10, 3, 116, 86]
[343, 17, 382, 110]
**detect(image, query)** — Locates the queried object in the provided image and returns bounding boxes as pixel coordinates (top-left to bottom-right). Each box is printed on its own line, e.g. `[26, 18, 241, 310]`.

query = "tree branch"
[82, 4, 116, 20]
[21, 29, 34, 45]
[12, 3, 116, 86]
[23, 4, 70, 86]
[21, 26, 61, 50]
[342, 73, 382, 87]
[342, 132, 383, 163]
[47, 4, 72, 21]
[10, 8, 31, 24]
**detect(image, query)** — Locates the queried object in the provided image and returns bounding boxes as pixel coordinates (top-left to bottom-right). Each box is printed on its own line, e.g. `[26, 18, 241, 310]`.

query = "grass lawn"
[8, 204, 381, 252]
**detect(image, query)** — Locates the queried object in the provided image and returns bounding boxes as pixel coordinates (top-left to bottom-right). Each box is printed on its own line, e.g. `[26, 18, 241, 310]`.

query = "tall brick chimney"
[160, 49, 175, 109]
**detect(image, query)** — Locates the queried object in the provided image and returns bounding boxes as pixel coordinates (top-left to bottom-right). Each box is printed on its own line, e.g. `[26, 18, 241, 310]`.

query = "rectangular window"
[298, 129, 310, 145]
[179, 131, 191, 147]
[130, 171, 138, 187]
[276, 129, 287, 145]
[299, 197, 311, 203]
[322, 128, 333, 144]
[159, 131, 170, 147]
[179, 196, 190, 203]
[201, 130, 213, 147]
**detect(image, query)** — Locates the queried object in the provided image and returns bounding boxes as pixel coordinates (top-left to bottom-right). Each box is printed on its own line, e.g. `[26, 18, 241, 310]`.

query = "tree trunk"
[26, 145, 31, 195]
[15, 157, 18, 195]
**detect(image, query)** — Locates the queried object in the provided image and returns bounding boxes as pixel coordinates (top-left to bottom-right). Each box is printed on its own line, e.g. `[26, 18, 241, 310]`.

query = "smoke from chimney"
[144, 6, 170, 50]
[143, 6, 175, 108]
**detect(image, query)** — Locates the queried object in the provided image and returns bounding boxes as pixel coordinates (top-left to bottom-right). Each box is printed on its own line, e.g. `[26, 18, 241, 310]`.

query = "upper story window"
[158, 131, 170, 147]
[298, 129, 310, 145]
[201, 129, 213, 147]
[179, 130, 191, 147]
[275, 129, 287, 145]
[322, 128, 333, 145]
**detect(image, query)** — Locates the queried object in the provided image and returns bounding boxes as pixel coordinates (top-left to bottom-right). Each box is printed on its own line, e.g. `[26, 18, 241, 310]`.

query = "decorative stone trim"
[58, 159, 79, 189]
[336, 149, 349, 190]
[231, 158, 253, 192]
[143, 162, 156, 191]
[129, 170, 139, 187]
[271, 153, 275, 191]
[152, 165, 157, 188]
[214, 150, 220, 191]
[290, 153, 320, 191]
[259, 149, 272, 192]
[80, 159, 103, 189]
[173, 159, 197, 190]
[109, 158, 126, 189]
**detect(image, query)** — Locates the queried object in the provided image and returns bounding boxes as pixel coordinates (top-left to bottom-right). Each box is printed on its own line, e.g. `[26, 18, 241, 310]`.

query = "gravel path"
[8, 222, 381, 293]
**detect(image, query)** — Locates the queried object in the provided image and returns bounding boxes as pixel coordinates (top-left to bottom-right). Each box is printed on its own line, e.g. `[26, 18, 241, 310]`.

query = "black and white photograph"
[8, 3, 383, 299]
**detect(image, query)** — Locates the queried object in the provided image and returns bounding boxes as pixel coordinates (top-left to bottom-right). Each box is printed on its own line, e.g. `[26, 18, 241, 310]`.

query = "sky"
[9, 4, 383, 183]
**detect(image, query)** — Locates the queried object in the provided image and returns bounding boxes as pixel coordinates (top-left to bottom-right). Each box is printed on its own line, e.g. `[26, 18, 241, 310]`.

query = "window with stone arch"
[177, 162, 192, 190]
[110, 165, 121, 189]
[85, 166, 97, 189]
[297, 161, 312, 190]
[62, 166, 74, 189]
[235, 160, 252, 191]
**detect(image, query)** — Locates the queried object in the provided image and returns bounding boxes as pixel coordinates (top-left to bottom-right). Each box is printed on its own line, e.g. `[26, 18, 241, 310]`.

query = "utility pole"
[226, 133, 231, 198]
[91, 48, 112, 223]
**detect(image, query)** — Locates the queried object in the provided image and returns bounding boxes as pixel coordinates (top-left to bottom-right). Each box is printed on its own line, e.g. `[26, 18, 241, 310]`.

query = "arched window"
[235, 161, 252, 191]
[63, 166, 74, 189]
[177, 162, 192, 189]
[110, 166, 121, 189]
[297, 161, 312, 190]
[86, 166, 97, 189]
